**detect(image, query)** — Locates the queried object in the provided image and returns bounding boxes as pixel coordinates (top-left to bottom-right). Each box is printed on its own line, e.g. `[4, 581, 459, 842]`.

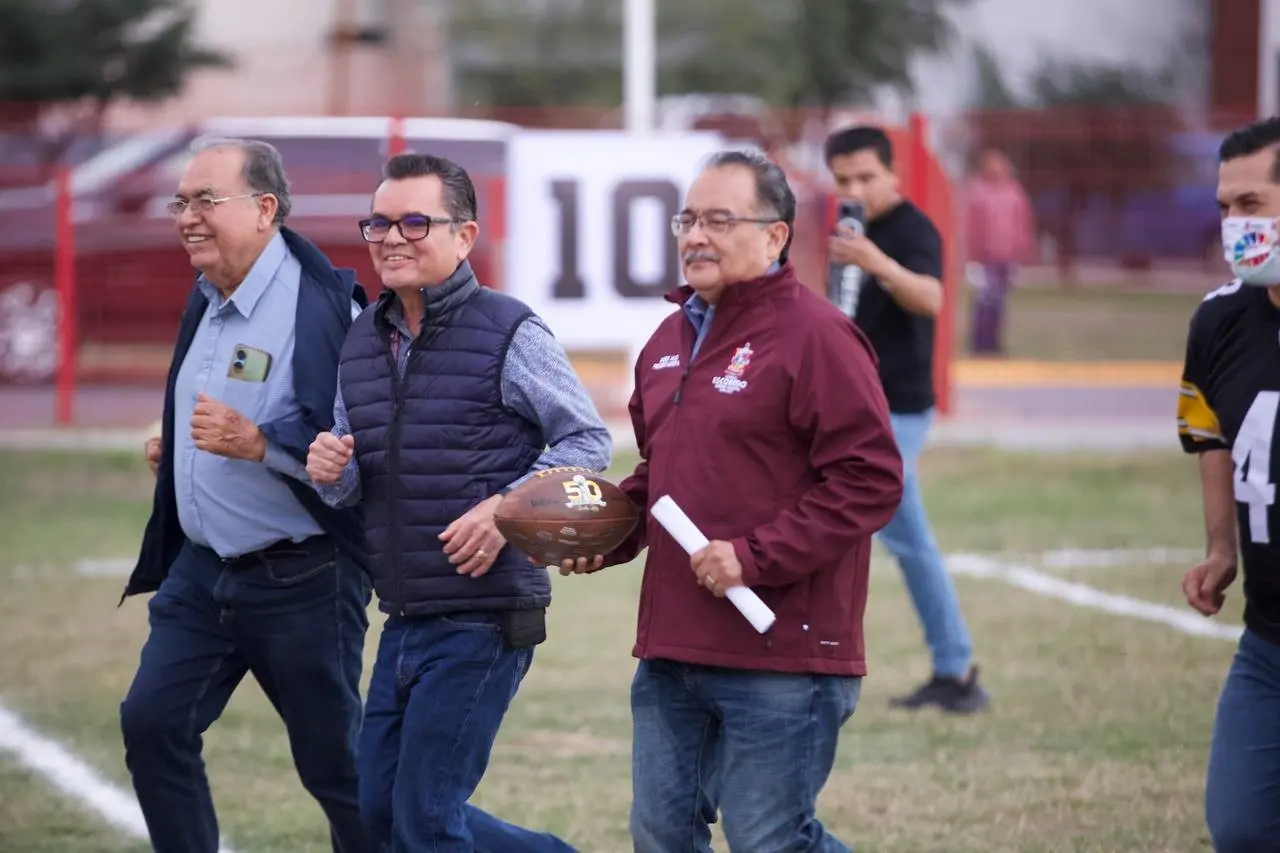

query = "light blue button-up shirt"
[682, 261, 781, 356]
[173, 231, 324, 559]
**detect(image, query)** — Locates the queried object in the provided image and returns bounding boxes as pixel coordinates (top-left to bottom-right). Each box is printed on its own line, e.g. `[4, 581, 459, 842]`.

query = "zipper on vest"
[385, 304, 431, 617]
[384, 337, 407, 617]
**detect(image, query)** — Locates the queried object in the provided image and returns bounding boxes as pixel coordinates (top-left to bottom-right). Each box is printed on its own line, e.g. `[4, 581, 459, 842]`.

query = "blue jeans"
[630, 659, 861, 853]
[1205, 628, 1280, 853]
[877, 409, 974, 678]
[121, 538, 373, 853]
[357, 613, 576, 853]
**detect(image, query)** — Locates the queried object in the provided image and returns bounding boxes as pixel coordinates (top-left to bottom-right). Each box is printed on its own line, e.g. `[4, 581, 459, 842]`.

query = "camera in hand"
[836, 200, 866, 236]
[832, 200, 867, 317]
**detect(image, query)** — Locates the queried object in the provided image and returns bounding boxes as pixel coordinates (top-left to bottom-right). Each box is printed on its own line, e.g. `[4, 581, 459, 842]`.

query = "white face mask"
[1222, 216, 1280, 285]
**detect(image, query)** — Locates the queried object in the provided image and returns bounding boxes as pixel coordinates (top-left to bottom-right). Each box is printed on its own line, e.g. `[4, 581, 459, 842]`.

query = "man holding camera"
[824, 125, 989, 714]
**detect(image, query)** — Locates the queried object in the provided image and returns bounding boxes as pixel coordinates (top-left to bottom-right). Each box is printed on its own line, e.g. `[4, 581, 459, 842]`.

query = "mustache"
[683, 251, 719, 265]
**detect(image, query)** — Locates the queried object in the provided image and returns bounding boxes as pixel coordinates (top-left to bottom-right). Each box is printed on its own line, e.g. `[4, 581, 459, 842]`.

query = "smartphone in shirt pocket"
[228, 344, 273, 383]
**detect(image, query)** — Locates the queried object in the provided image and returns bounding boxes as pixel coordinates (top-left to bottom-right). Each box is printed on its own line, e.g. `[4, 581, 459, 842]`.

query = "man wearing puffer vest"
[305, 153, 608, 853]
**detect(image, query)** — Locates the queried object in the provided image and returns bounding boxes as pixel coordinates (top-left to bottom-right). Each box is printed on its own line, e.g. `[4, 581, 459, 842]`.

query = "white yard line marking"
[1036, 547, 1202, 570]
[71, 558, 134, 577]
[947, 554, 1244, 641]
[0, 702, 237, 852]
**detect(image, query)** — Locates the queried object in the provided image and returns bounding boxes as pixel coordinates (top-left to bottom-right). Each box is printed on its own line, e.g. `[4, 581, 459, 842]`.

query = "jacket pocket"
[759, 577, 827, 658]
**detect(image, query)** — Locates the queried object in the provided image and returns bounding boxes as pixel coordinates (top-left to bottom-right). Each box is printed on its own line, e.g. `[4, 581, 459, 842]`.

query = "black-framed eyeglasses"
[670, 211, 782, 236]
[358, 214, 459, 243]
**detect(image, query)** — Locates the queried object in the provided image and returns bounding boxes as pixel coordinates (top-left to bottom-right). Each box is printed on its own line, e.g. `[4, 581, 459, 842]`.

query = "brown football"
[494, 467, 641, 566]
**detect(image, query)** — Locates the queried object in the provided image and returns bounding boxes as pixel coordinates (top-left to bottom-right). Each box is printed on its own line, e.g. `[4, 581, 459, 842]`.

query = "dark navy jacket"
[123, 228, 368, 600]
[338, 266, 546, 616]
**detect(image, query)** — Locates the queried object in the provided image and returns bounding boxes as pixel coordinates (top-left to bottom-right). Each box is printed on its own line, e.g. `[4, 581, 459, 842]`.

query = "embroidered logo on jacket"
[652, 354, 680, 370]
[712, 343, 753, 394]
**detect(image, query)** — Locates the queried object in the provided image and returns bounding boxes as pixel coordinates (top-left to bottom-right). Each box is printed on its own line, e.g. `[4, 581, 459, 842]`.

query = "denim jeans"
[120, 538, 373, 853]
[629, 659, 861, 853]
[1205, 628, 1280, 853]
[877, 409, 974, 678]
[357, 613, 576, 853]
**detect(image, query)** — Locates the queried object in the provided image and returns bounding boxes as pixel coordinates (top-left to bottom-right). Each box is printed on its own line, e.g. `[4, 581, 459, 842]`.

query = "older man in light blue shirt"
[120, 137, 376, 853]
[172, 230, 323, 553]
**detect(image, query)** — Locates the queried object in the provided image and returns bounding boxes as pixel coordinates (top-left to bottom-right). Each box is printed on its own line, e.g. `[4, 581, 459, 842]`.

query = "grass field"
[0, 446, 1241, 853]
[953, 285, 1207, 362]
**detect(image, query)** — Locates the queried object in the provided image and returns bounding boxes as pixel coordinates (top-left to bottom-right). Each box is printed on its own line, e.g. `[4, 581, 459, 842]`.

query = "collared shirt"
[682, 261, 781, 357]
[682, 294, 716, 362]
[173, 231, 324, 558]
[315, 294, 612, 509]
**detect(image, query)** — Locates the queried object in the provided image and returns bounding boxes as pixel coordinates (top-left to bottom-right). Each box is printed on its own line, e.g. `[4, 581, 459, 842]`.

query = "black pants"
[120, 537, 374, 853]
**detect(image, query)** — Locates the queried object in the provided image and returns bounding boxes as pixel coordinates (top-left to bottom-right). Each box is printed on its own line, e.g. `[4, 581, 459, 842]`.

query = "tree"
[444, 0, 625, 111]
[1029, 59, 1175, 108]
[969, 43, 1019, 111]
[0, 0, 231, 171]
[443, 0, 969, 114]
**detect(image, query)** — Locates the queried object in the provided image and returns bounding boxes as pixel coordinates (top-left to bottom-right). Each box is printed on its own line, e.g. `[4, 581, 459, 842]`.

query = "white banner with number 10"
[504, 129, 724, 363]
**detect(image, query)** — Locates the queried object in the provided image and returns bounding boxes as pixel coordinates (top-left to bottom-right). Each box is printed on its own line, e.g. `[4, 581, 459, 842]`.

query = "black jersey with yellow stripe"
[1178, 278, 1280, 643]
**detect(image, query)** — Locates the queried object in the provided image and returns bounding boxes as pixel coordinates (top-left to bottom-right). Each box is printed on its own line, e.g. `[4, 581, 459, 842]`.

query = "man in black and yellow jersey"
[1176, 116, 1280, 853]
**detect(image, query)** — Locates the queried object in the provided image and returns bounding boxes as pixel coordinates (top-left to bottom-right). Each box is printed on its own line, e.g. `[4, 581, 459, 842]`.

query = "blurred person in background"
[823, 125, 989, 714]
[963, 147, 1035, 356]
[1177, 116, 1280, 853]
[306, 152, 607, 852]
[561, 149, 904, 853]
[121, 137, 375, 853]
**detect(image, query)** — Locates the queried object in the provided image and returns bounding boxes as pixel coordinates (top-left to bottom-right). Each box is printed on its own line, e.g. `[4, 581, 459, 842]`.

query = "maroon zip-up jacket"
[606, 262, 904, 676]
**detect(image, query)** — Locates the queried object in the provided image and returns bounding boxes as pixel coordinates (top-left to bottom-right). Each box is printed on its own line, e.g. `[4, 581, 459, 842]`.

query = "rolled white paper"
[650, 495, 777, 634]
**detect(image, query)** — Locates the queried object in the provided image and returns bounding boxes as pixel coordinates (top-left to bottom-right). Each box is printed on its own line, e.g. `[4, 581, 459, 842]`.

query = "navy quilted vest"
[339, 264, 547, 616]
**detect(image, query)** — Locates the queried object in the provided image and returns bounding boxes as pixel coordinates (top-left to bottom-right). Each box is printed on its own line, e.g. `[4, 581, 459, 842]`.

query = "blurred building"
[96, 0, 1272, 132]
[107, 0, 453, 129]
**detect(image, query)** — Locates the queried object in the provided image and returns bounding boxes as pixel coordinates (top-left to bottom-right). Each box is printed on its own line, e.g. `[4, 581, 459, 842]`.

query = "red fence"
[0, 104, 1249, 425]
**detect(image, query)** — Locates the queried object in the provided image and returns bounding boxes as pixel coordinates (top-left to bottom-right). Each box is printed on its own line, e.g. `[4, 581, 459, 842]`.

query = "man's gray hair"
[189, 135, 292, 224]
[703, 149, 795, 262]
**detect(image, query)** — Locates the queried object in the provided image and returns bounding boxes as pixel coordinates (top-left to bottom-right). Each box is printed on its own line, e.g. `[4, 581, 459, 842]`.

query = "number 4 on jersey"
[1234, 390, 1280, 544]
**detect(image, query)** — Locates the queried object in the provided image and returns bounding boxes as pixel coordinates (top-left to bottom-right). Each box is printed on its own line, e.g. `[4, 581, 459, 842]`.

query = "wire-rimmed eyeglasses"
[165, 193, 262, 218]
[358, 214, 459, 243]
[670, 211, 783, 237]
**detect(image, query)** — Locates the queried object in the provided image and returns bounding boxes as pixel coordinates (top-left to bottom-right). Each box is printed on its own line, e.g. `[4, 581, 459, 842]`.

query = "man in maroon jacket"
[561, 150, 903, 852]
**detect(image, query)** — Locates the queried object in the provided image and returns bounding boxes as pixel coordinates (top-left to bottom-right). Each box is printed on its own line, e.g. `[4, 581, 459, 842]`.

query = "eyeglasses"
[165, 193, 262, 218]
[670, 211, 783, 236]
[358, 214, 459, 243]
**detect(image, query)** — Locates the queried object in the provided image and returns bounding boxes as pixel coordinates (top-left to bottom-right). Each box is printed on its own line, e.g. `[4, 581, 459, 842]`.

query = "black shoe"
[889, 665, 990, 714]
